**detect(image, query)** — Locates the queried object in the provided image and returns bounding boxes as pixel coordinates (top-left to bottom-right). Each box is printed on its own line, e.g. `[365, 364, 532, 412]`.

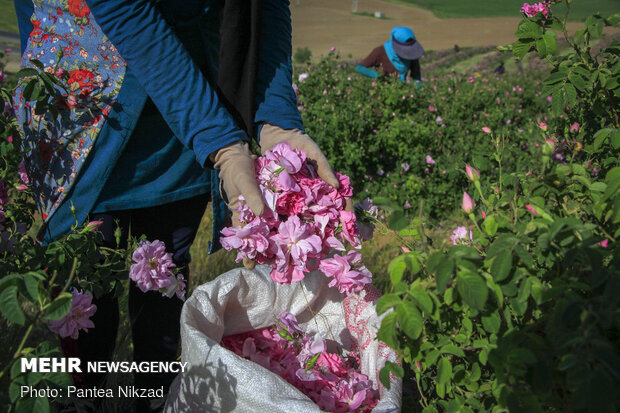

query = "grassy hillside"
[0, 0, 17, 34]
[384, 0, 619, 21]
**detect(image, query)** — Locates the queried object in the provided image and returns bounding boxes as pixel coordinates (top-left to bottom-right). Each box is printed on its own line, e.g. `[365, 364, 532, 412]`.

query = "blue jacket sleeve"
[14, 0, 34, 55]
[84, 0, 248, 167]
[253, 0, 304, 135]
[355, 64, 379, 79]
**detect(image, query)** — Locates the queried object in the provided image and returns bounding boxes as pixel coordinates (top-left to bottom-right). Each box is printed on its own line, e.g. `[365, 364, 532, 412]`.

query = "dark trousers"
[60, 194, 209, 392]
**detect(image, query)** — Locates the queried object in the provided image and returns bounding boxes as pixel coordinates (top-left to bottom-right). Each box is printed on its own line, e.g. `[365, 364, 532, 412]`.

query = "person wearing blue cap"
[356, 26, 424, 83]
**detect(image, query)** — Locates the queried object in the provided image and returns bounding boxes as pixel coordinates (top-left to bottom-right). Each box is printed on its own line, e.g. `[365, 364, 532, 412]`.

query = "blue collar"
[383, 40, 411, 82]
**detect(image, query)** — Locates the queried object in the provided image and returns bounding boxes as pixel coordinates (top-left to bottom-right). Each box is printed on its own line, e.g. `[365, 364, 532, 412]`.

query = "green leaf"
[542, 32, 557, 55]
[388, 256, 406, 285]
[606, 13, 620, 27]
[377, 312, 398, 348]
[387, 210, 409, 231]
[435, 259, 454, 294]
[535, 38, 547, 58]
[379, 361, 404, 389]
[593, 128, 613, 150]
[19, 274, 40, 303]
[604, 167, 620, 199]
[515, 20, 542, 39]
[30, 59, 45, 70]
[410, 288, 433, 314]
[564, 84, 577, 107]
[0, 285, 26, 325]
[441, 344, 465, 358]
[45, 292, 73, 321]
[481, 312, 501, 334]
[397, 302, 423, 339]
[513, 39, 534, 59]
[403, 253, 421, 275]
[490, 250, 512, 282]
[437, 357, 453, 386]
[376, 293, 401, 315]
[483, 215, 498, 236]
[568, 71, 588, 91]
[16, 396, 50, 413]
[16, 68, 39, 78]
[22, 79, 38, 101]
[456, 271, 488, 311]
[552, 88, 565, 115]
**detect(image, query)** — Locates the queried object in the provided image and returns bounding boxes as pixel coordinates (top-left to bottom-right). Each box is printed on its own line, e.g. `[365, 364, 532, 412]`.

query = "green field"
[385, 0, 619, 21]
[0, 0, 17, 34]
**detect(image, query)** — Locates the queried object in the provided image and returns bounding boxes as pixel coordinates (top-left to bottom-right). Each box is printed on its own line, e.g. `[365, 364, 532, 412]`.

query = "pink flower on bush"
[465, 164, 479, 181]
[48, 289, 97, 339]
[481, 126, 492, 134]
[525, 204, 540, 215]
[129, 240, 176, 292]
[462, 192, 474, 213]
[428, 104, 435, 112]
[538, 122, 548, 131]
[570, 122, 580, 133]
[597, 239, 609, 248]
[520, 2, 550, 18]
[450, 226, 473, 245]
[319, 251, 372, 295]
[425, 155, 436, 164]
[17, 161, 29, 190]
[84, 220, 103, 232]
[298, 73, 309, 83]
[162, 274, 187, 301]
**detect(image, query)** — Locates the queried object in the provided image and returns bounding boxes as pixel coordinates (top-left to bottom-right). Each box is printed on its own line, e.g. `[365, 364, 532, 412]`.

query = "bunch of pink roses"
[220, 142, 372, 294]
[221, 312, 379, 412]
[520, 1, 551, 18]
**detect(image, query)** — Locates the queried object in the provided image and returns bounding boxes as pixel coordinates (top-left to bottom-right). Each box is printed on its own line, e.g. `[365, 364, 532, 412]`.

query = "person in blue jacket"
[356, 26, 424, 84]
[13, 0, 338, 408]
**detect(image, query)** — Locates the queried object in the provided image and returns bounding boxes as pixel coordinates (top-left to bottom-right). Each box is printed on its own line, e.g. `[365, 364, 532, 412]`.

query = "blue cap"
[391, 26, 424, 60]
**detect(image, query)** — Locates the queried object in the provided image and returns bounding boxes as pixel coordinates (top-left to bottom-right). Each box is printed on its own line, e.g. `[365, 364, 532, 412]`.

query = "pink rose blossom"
[525, 204, 540, 215]
[570, 122, 579, 133]
[319, 251, 372, 295]
[465, 164, 479, 181]
[597, 239, 608, 248]
[129, 240, 176, 293]
[48, 289, 97, 339]
[462, 192, 474, 213]
[481, 126, 492, 134]
[425, 155, 436, 164]
[450, 226, 473, 245]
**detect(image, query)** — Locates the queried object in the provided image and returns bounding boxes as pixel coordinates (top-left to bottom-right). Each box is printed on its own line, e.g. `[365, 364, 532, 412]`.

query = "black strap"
[217, 0, 262, 140]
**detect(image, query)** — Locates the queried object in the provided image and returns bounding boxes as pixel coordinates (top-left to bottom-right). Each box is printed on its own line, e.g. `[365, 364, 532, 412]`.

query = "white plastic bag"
[164, 265, 402, 412]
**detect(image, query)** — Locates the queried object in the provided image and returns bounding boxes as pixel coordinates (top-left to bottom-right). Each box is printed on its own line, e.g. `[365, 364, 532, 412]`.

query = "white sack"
[164, 265, 402, 413]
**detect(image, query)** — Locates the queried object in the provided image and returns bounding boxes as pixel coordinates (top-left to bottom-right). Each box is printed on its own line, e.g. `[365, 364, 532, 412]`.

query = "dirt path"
[291, 0, 585, 59]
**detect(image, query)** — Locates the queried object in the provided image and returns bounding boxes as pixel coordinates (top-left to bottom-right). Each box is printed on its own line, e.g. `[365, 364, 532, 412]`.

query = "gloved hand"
[259, 124, 339, 188]
[211, 140, 264, 269]
[259, 123, 353, 212]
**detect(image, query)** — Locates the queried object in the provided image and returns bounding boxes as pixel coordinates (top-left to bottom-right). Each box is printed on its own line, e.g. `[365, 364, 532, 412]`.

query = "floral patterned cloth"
[14, 0, 125, 222]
